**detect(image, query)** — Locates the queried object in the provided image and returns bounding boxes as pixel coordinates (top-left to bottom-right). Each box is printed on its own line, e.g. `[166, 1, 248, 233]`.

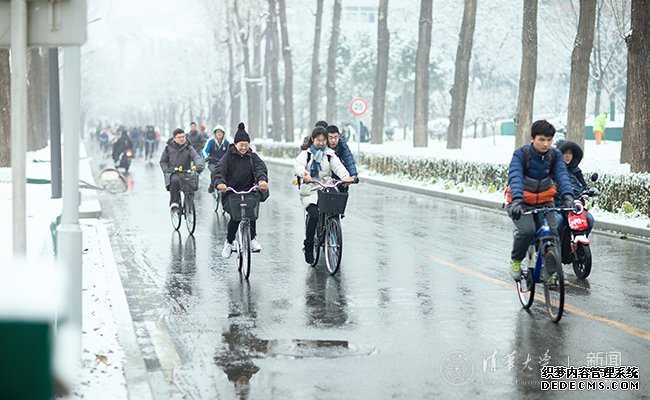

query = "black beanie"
[234, 122, 251, 143]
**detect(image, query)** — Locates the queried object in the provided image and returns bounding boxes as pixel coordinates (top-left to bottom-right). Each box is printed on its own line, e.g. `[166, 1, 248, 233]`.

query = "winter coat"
[294, 147, 350, 209]
[159, 138, 205, 188]
[112, 134, 133, 160]
[554, 141, 588, 205]
[201, 137, 230, 165]
[507, 144, 573, 205]
[211, 145, 268, 204]
[593, 113, 607, 132]
[332, 135, 358, 177]
[187, 130, 205, 154]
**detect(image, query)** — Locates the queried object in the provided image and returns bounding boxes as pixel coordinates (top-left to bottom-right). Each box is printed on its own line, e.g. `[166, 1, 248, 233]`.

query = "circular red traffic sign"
[349, 97, 368, 116]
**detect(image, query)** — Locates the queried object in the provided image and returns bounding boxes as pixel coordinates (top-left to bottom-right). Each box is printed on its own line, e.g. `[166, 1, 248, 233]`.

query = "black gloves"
[563, 194, 577, 211]
[510, 199, 524, 220]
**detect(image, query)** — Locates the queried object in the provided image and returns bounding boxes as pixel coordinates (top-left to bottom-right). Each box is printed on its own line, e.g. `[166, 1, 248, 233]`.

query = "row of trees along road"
[1, 0, 648, 172]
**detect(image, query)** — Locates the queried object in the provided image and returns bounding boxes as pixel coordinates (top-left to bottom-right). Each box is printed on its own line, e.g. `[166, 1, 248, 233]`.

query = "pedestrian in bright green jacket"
[593, 113, 607, 144]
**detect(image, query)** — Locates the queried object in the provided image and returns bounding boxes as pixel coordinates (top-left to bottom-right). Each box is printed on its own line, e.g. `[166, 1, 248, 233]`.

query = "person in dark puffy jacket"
[554, 140, 595, 236]
[212, 123, 269, 257]
[159, 128, 205, 212]
[187, 122, 205, 155]
[505, 120, 575, 281]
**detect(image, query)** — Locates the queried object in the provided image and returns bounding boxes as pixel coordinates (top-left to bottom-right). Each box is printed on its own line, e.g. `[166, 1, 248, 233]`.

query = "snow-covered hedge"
[256, 142, 650, 218]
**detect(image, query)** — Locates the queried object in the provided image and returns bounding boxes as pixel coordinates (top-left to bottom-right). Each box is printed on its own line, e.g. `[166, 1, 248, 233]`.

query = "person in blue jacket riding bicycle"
[505, 120, 575, 282]
[202, 125, 230, 193]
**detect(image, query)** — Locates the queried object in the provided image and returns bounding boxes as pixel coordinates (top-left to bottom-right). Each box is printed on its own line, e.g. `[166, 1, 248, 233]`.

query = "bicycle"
[307, 180, 350, 275]
[515, 206, 575, 323]
[224, 186, 261, 279]
[170, 166, 200, 236]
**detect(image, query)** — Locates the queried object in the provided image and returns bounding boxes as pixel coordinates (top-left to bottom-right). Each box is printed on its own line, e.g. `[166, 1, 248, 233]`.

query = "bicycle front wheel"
[517, 246, 535, 309]
[185, 193, 196, 235]
[170, 194, 182, 231]
[324, 217, 343, 275]
[237, 222, 252, 279]
[543, 246, 565, 323]
[572, 243, 592, 279]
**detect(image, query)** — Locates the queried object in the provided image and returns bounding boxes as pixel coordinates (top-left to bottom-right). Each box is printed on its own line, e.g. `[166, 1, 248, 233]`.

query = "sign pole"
[10, 0, 28, 256]
[349, 97, 368, 156]
[58, 45, 83, 357]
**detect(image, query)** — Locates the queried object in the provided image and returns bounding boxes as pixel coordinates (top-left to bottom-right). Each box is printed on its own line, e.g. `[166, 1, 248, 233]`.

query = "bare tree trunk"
[234, 2, 255, 138]
[268, 0, 283, 141]
[371, 0, 390, 145]
[227, 32, 241, 131]
[622, 0, 650, 172]
[325, 0, 342, 124]
[310, 0, 325, 128]
[27, 49, 48, 151]
[168, 103, 178, 133]
[278, 0, 294, 142]
[0, 49, 10, 167]
[566, 0, 597, 148]
[514, 0, 538, 148]
[446, 0, 477, 149]
[413, 0, 433, 148]
[250, 24, 262, 138]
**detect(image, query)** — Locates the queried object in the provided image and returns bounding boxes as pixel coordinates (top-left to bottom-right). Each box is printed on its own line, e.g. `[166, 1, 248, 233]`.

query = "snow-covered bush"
[256, 142, 650, 218]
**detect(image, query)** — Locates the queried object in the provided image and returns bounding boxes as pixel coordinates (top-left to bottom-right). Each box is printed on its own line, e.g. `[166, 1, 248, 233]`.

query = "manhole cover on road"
[265, 339, 376, 359]
[439, 350, 474, 386]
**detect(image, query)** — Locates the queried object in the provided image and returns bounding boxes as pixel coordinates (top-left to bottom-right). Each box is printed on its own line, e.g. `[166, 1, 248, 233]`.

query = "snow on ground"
[0, 145, 127, 399]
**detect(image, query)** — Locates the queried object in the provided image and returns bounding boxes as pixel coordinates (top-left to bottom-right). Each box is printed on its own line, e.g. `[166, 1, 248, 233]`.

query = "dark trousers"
[227, 219, 256, 243]
[507, 203, 560, 261]
[304, 204, 319, 245]
[169, 174, 181, 205]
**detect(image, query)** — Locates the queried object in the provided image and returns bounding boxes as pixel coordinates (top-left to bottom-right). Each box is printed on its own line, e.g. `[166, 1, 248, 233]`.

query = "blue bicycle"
[516, 206, 574, 323]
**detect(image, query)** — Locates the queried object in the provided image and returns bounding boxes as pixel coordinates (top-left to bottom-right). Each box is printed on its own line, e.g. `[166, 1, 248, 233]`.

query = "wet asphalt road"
[92, 150, 649, 399]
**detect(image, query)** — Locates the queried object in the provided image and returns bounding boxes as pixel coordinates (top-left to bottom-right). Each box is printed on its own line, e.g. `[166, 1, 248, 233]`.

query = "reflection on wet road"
[93, 153, 650, 399]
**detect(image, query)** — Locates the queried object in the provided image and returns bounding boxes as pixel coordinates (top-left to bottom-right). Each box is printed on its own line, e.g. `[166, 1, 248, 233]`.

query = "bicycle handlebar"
[174, 166, 199, 173]
[522, 206, 579, 215]
[223, 185, 260, 194]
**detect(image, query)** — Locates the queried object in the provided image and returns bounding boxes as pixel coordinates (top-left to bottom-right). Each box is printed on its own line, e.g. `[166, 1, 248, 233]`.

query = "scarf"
[309, 144, 326, 178]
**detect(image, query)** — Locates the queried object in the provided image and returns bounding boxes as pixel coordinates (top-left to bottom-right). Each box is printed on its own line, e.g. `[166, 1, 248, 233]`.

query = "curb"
[95, 221, 154, 400]
[265, 158, 650, 241]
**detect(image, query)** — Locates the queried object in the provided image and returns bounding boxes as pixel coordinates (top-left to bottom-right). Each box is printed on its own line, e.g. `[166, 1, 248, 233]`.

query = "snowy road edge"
[265, 158, 650, 241]
[95, 220, 154, 400]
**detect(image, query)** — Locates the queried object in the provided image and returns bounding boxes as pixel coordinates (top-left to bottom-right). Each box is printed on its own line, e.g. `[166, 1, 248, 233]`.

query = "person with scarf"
[294, 126, 355, 264]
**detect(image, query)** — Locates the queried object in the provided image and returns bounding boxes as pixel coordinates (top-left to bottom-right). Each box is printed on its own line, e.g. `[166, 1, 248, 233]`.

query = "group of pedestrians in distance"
[158, 119, 359, 264]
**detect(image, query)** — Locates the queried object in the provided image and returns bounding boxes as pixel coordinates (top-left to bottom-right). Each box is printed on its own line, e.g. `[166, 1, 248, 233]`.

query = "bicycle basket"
[179, 173, 199, 192]
[228, 193, 260, 221]
[317, 189, 348, 215]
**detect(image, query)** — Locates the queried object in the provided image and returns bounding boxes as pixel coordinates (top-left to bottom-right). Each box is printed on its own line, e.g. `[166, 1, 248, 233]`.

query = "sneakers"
[546, 272, 558, 288]
[221, 241, 233, 258]
[509, 260, 522, 280]
[170, 203, 179, 213]
[251, 238, 262, 252]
